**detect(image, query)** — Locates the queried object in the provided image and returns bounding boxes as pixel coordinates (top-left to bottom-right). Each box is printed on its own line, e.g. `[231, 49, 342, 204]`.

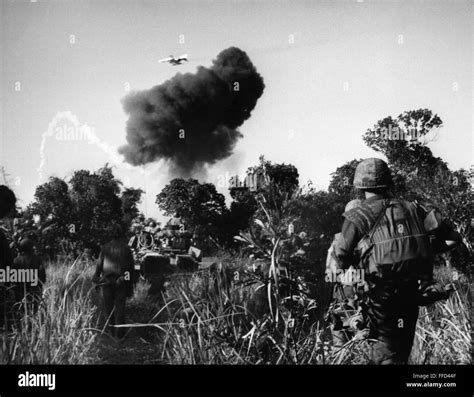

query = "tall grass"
[411, 266, 471, 364]
[153, 259, 471, 365]
[1, 255, 101, 364]
[1, 255, 470, 364]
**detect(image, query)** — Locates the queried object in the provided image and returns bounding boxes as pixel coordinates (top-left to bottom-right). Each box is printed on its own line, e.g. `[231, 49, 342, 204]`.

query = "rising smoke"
[119, 47, 265, 177]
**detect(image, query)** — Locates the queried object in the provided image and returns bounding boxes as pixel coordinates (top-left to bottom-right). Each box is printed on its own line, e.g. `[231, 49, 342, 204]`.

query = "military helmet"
[353, 158, 392, 189]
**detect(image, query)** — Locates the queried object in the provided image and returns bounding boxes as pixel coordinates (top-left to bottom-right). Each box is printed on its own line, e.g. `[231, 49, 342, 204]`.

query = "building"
[229, 169, 267, 192]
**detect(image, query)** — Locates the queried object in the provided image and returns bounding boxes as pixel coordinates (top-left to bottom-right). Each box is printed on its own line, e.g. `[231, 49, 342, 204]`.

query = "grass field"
[0, 254, 471, 365]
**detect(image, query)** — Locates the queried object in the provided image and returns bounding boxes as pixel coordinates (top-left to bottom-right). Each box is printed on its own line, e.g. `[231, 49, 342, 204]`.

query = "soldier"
[326, 199, 366, 346]
[326, 199, 363, 288]
[164, 212, 184, 247]
[145, 220, 160, 235]
[168, 212, 182, 228]
[0, 185, 17, 329]
[331, 158, 461, 364]
[12, 238, 46, 312]
[93, 224, 135, 339]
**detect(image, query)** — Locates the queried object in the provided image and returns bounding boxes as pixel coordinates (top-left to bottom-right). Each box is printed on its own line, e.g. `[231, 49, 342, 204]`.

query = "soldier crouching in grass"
[93, 224, 135, 339]
[330, 158, 462, 364]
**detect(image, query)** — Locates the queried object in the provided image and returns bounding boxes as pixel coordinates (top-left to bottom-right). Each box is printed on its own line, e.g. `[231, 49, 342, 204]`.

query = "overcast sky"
[1, 0, 472, 220]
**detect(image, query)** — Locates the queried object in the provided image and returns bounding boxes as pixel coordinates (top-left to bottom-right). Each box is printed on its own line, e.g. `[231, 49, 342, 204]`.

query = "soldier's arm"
[332, 219, 361, 270]
[421, 206, 462, 253]
[437, 220, 462, 251]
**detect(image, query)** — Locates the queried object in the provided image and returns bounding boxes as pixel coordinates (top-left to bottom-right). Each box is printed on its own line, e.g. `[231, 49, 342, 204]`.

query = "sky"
[0, 0, 472, 221]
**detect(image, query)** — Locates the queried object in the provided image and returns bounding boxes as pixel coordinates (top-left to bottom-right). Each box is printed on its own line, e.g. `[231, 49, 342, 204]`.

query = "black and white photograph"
[0, 0, 472, 394]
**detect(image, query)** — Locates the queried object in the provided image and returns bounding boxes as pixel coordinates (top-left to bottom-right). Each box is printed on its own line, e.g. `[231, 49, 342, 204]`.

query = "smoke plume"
[119, 47, 265, 177]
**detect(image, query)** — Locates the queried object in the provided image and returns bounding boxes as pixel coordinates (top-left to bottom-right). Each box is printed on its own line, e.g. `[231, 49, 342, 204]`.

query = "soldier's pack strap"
[343, 204, 378, 236]
[356, 199, 392, 274]
[367, 199, 391, 243]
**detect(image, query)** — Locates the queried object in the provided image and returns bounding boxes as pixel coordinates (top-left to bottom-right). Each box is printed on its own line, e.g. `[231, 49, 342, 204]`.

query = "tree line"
[3, 108, 470, 271]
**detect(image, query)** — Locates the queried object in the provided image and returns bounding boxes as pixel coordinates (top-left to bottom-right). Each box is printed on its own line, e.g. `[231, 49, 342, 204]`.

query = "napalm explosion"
[119, 47, 265, 178]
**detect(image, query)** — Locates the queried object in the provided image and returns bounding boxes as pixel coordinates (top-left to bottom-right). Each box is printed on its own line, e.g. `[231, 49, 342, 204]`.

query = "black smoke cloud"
[119, 47, 265, 177]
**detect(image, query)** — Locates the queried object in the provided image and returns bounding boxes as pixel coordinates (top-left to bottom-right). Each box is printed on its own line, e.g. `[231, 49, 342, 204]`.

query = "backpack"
[347, 199, 433, 280]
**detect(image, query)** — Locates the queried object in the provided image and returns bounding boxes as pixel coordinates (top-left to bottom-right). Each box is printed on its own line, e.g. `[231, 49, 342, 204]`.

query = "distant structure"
[229, 169, 266, 191]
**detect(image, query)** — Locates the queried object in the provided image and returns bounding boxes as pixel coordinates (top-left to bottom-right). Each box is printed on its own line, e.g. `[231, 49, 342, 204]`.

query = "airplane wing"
[158, 56, 174, 63]
[176, 54, 188, 61]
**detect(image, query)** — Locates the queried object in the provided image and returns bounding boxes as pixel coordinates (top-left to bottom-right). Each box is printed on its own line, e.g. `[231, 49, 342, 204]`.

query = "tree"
[25, 177, 76, 256]
[69, 166, 124, 250]
[121, 187, 144, 228]
[156, 178, 227, 236]
[24, 165, 143, 257]
[228, 189, 258, 233]
[289, 189, 344, 263]
[363, 109, 443, 163]
[28, 177, 73, 223]
[328, 159, 363, 202]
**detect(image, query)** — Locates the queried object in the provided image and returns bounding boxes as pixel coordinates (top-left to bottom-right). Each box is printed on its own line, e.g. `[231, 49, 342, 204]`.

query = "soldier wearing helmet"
[331, 158, 462, 364]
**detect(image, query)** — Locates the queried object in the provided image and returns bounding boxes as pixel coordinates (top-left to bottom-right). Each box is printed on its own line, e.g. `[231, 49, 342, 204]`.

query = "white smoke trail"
[37, 111, 152, 182]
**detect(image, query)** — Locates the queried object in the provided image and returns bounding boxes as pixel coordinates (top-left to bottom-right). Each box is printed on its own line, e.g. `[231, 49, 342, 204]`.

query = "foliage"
[288, 189, 343, 265]
[409, 266, 470, 364]
[1, 256, 100, 364]
[328, 159, 363, 202]
[121, 187, 144, 228]
[156, 178, 226, 227]
[23, 165, 142, 257]
[363, 109, 443, 162]
[25, 177, 76, 256]
[155, 178, 227, 250]
[225, 157, 300, 245]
